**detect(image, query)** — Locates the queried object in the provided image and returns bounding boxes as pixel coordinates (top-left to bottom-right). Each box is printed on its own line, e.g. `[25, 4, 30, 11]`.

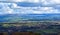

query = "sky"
[0, 0, 60, 14]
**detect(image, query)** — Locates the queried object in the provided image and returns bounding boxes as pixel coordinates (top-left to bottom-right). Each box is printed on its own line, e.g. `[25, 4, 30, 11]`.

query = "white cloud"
[50, 0, 60, 4]
[11, 3, 21, 8]
[0, 0, 60, 4]
[27, 0, 40, 3]
[0, 0, 40, 3]
[40, 0, 60, 6]
[12, 0, 40, 3]
[11, 0, 24, 2]
[0, 0, 60, 14]
[30, 7, 60, 14]
[0, 3, 14, 14]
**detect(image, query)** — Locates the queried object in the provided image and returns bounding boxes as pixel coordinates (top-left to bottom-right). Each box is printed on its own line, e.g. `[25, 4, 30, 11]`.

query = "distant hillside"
[0, 14, 60, 22]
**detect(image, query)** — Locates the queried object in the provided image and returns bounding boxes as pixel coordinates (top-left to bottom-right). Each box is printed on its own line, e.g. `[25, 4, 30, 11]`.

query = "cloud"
[0, 3, 14, 14]
[30, 7, 60, 14]
[41, 0, 60, 6]
[0, 3, 60, 14]
[50, 0, 60, 4]
[0, 0, 60, 14]
[13, 6, 60, 14]
[9, 0, 40, 3]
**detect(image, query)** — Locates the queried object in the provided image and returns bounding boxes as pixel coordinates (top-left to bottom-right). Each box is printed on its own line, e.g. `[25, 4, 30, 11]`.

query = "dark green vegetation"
[0, 21, 60, 35]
